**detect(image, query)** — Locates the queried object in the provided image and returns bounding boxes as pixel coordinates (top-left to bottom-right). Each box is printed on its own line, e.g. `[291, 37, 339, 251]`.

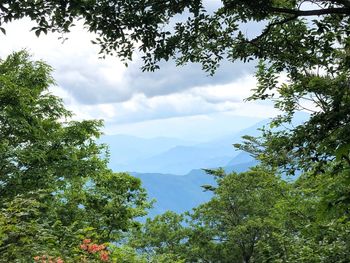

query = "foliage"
[0, 195, 54, 261]
[32, 239, 109, 262]
[189, 168, 288, 263]
[235, 60, 350, 177]
[107, 244, 147, 263]
[0, 1, 349, 72]
[1, 1, 350, 262]
[0, 51, 150, 262]
[129, 211, 188, 262]
[129, 165, 350, 262]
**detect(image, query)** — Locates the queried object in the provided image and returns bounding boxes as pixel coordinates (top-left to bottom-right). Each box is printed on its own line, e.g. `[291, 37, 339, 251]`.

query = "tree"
[235, 60, 350, 176]
[129, 168, 290, 263]
[188, 168, 288, 263]
[0, 51, 150, 262]
[0, 1, 349, 71]
[127, 166, 350, 263]
[254, 167, 350, 263]
[129, 211, 188, 263]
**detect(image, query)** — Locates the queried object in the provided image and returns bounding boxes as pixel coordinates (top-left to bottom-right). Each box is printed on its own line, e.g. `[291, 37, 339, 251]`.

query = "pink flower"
[83, 239, 91, 244]
[34, 256, 40, 261]
[88, 244, 100, 253]
[56, 257, 64, 263]
[100, 251, 109, 262]
[80, 244, 88, 250]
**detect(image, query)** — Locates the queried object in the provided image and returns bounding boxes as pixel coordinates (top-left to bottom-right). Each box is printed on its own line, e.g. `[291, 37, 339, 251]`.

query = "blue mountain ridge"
[103, 112, 309, 217]
[102, 118, 272, 175]
[132, 152, 256, 217]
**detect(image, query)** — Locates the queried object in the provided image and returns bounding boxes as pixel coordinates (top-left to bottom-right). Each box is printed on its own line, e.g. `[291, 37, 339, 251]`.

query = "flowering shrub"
[80, 239, 110, 262]
[33, 239, 110, 262]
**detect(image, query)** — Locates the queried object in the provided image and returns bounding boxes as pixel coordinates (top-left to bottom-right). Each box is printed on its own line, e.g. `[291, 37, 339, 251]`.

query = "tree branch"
[247, 5, 350, 45]
[270, 7, 350, 16]
[250, 15, 298, 43]
[332, 0, 350, 8]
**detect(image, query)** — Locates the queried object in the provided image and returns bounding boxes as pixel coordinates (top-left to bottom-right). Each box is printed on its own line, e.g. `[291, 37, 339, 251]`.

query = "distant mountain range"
[132, 151, 257, 217]
[101, 119, 269, 175]
[101, 112, 309, 216]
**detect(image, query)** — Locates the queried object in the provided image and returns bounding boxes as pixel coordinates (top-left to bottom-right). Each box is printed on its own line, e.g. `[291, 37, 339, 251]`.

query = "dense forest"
[1, 0, 350, 262]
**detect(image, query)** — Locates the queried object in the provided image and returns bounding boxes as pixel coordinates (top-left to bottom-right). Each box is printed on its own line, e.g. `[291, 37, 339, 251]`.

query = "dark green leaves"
[2, 1, 349, 72]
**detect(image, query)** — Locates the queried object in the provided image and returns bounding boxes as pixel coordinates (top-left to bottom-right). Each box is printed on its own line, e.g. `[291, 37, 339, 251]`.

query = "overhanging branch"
[250, 15, 298, 43]
[270, 7, 350, 16]
[247, 5, 350, 44]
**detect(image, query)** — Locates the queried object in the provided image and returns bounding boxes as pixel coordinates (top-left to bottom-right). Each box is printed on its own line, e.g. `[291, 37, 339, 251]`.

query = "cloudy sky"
[0, 18, 280, 141]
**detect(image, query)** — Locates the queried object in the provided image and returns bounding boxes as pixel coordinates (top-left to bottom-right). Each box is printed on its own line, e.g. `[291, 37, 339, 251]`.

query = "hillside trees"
[129, 167, 350, 262]
[0, 51, 150, 262]
[130, 211, 189, 263]
[129, 168, 287, 262]
[188, 168, 288, 263]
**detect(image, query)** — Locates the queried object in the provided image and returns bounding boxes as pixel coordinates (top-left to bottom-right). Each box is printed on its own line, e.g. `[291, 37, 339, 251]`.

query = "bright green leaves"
[0, 194, 59, 262]
[128, 166, 350, 262]
[249, 61, 279, 101]
[0, 51, 150, 261]
[191, 168, 287, 262]
[129, 211, 189, 262]
[335, 143, 350, 162]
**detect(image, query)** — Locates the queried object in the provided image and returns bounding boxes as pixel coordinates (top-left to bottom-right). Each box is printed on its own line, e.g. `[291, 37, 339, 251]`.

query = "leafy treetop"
[0, 51, 150, 261]
[1, 1, 350, 72]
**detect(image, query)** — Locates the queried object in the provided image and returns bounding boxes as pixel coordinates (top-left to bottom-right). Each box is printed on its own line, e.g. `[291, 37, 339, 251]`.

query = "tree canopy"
[0, 51, 150, 262]
[0, 1, 349, 71]
[129, 166, 350, 262]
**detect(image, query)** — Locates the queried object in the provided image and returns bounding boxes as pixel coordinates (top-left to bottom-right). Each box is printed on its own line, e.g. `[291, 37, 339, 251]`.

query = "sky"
[0, 18, 281, 142]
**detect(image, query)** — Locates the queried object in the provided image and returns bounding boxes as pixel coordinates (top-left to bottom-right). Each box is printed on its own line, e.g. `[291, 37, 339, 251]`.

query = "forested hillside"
[1, 0, 350, 262]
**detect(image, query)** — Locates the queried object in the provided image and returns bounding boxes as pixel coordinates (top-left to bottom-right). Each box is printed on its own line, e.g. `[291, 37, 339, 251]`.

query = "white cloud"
[58, 73, 278, 127]
[1, 19, 256, 104]
[191, 75, 256, 103]
[1, 19, 278, 140]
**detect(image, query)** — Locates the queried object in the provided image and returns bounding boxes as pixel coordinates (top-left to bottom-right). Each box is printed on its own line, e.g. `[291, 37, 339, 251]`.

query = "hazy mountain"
[133, 171, 214, 216]
[129, 145, 234, 175]
[133, 158, 255, 217]
[104, 113, 309, 216]
[102, 119, 273, 175]
[99, 134, 196, 171]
